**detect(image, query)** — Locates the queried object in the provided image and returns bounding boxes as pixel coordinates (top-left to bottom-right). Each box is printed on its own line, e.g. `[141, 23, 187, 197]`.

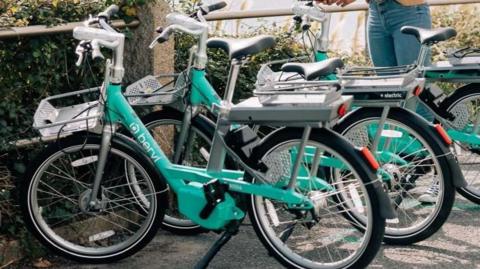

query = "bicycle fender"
[444, 152, 467, 188]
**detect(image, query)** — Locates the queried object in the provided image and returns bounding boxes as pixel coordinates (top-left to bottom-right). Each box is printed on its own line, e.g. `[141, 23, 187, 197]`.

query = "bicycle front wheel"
[20, 134, 167, 263]
[247, 128, 385, 269]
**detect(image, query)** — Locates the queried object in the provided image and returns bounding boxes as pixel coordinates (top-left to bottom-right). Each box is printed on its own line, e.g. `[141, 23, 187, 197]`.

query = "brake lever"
[149, 29, 171, 49]
[197, 9, 207, 23]
[91, 40, 105, 61]
[84, 14, 98, 26]
[75, 46, 85, 67]
[75, 41, 91, 66]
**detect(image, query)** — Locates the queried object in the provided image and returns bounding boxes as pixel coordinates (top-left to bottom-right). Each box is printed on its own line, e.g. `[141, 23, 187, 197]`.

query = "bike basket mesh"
[125, 73, 188, 106]
[344, 126, 370, 148]
[33, 87, 101, 137]
[448, 102, 470, 130]
[262, 150, 292, 184]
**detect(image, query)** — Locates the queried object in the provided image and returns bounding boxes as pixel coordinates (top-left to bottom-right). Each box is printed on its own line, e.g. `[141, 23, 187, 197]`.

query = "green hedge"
[0, 0, 151, 262]
[0, 0, 151, 152]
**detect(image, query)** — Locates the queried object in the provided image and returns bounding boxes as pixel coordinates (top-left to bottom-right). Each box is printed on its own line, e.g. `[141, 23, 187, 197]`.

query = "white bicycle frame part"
[291, 2, 331, 52]
[149, 12, 209, 69]
[292, 1, 327, 23]
[73, 26, 125, 83]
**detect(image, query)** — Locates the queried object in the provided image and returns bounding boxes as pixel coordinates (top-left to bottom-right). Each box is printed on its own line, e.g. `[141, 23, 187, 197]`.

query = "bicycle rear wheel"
[20, 134, 167, 263]
[440, 83, 480, 204]
[247, 128, 385, 269]
[334, 107, 455, 245]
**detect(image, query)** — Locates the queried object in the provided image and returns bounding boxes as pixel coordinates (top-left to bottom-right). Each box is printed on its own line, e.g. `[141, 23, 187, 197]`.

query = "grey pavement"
[53, 196, 480, 269]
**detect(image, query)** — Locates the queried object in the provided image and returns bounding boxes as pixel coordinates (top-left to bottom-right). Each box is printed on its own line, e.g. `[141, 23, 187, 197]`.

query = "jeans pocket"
[415, 4, 430, 14]
[392, 0, 428, 10]
[391, 0, 415, 8]
[415, 5, 431, 26]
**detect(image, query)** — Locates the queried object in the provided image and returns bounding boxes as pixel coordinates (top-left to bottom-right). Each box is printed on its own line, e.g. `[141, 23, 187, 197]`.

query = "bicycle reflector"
[434, 124, 453, 145]
[413, 85, 423, 96]
[360, 147, 380, 170]
[338, 103, 348, 118]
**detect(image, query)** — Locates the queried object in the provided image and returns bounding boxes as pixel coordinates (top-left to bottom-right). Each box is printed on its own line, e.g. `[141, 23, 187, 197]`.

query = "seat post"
[416, 44, 430, 69]
[224, 59, 242, 103]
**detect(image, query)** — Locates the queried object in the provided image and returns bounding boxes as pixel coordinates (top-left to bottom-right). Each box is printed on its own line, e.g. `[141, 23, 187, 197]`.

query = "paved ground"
[50, 196, 480, 269]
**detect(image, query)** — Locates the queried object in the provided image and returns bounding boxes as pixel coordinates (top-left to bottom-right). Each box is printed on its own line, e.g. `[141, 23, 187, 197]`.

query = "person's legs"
[367, 1, 397, 67]
[382, 1, 436, 201]
[388, 2, 432, 66]
[391, 4, 434, 122]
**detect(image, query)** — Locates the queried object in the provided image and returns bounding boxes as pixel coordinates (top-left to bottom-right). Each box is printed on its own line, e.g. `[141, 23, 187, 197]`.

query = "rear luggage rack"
[337, 66, 423, 105]
[446, 47, 480, 66]
[339, 64, 416, 77]
[255, 60, 342, 106]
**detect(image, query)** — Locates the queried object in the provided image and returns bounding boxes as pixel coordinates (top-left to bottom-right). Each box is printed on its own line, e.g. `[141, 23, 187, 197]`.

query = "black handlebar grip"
[157, 31, 171, 44]
[98, 5, 119, 20]
[206, 1, 227, 13]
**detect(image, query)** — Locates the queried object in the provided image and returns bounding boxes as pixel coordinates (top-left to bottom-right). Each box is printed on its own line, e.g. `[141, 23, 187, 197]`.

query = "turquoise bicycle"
[137, 1, 462, 246]
[20, 4, 393, 268]
[293, 1, 480, 205]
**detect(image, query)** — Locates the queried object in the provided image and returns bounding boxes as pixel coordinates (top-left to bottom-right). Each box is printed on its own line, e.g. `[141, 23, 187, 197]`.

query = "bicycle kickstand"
[194, 221, 241, 269]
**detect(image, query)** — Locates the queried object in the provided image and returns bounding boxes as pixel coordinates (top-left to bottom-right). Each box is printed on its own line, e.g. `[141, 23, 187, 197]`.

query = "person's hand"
[315, 0, 356, 7]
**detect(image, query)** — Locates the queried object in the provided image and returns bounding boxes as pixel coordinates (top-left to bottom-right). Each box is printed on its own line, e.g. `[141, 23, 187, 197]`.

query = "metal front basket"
[33, 87, 102, 137]
[125, 72, 189, 106]
[446, 47, 480, 66]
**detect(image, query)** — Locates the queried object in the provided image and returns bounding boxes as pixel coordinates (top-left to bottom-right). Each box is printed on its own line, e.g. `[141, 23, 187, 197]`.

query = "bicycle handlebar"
[98, 5, 119, 21]
[292, 2, 327, 23]
[202, 1, 227, 14]
[74, 5, 123, 67]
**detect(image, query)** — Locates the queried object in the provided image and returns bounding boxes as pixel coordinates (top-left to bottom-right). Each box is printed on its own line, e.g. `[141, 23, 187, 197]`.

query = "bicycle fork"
[172, 106, 196, 164]
[87, 124, 117, 210]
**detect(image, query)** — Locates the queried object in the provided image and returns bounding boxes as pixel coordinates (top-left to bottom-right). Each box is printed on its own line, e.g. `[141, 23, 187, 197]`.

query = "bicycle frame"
[73, 6, 392, 232]
[85, 39, 378, 232]
[101, 71, 324, 229]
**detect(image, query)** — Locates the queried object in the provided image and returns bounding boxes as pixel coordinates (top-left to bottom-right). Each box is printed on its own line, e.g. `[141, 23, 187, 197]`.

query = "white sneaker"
[418, 182, 439, 204]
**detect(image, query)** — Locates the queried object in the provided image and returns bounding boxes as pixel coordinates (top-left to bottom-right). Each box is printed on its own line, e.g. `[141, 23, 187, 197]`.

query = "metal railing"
[204, 0, 480, 20]
[1, 0, 478, 40]
[0, 19, 140, 39]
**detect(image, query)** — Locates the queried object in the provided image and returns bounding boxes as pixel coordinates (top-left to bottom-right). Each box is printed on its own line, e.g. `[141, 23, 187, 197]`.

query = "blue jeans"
[367, 0, 432, 66]
[368, 0, 433, 121]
